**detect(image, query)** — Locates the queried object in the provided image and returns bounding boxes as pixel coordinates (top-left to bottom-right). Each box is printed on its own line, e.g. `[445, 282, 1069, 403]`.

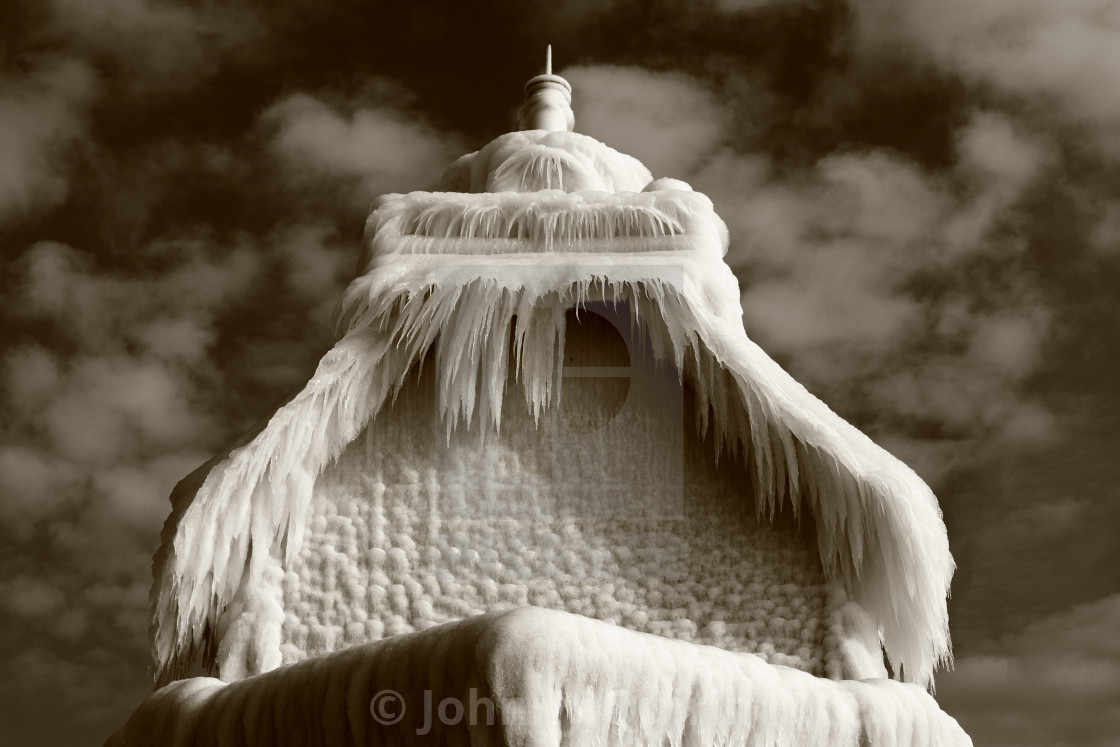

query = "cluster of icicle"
[403, 193, 682, 243]
[150, 203, 954, 689]
[370, 189, 725, 256]
[124, 609, 971, 746]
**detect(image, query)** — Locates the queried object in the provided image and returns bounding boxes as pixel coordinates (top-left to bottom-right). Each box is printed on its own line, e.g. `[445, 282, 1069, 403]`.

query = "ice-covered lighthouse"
[112, 50, 971, 745]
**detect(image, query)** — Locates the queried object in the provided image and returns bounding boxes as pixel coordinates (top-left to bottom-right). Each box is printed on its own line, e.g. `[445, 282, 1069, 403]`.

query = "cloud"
[554, 63, 1060, 488]
[703, 121, 1052, 471]
[32, 356, 211, 464]
[943, 113, 1055, 259]
[262, 91, 464, 210]
[1088, 201, 1120, 255]
[0, 234, 280, 739]
[938, 593, 1120, 747]
[44, 0, 261, 91]
[92, 455, 209, 533]
[564, 65, 727, 179]
[0, 215, 356, 708]
[967, 308, 1049, 380]
[14, 239, 258, 354]
[714, 0, 807, 10]
[0, 57, 96, 221]
[3, 240, 268, 497]
[0, 3, 1114, 744]
[851, 0, 1120, 154]
[0, 576, 67, 620]
[3, 242, 263, 621]
[0, 444, 82, 531]
[271, 223, 355, 324]
[0, 644, 150, 740]
[996, 497, 1091, 544]
[725, 150, 948, 357]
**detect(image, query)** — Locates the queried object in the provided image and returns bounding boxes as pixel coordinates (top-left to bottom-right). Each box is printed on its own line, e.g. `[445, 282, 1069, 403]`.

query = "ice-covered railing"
[117, 608, 971, 746]
[365, 189, 726, 257]
[403, 195, 682, 241]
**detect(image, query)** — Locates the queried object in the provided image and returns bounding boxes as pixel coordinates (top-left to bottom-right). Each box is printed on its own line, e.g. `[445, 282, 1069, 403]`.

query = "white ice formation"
[119, 609, 970, 746]
[127, 52, 968, 746]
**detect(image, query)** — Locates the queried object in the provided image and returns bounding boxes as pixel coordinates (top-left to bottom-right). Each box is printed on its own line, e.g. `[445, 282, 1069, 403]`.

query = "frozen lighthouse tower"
[112, 51, 971, 745]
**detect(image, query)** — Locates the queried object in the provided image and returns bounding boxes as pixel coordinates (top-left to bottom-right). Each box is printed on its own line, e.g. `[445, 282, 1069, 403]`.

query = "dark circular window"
[560, 305, 631, 434]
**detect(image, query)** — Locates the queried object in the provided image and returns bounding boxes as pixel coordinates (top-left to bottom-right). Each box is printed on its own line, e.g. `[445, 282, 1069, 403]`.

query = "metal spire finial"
[517, 45, 574, 132]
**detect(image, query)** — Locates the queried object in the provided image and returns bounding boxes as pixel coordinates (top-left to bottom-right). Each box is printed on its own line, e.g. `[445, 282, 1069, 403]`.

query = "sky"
[1, 0, 1118, 744]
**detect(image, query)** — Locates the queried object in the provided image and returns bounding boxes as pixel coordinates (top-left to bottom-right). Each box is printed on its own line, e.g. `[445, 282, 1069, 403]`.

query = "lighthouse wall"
[241, 310, 869, 682]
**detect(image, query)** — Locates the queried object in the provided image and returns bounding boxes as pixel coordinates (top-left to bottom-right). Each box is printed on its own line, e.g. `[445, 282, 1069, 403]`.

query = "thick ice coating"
[142, 90, 961, 747]
[151, 141, 954, 686]
[118, 609, 971, 746]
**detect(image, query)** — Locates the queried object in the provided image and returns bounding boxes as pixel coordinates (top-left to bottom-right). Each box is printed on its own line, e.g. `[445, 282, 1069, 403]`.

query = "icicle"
[385, 190, 697, 255]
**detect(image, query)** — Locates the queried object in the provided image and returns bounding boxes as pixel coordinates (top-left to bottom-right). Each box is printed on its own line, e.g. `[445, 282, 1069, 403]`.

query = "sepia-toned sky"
[2, 1, 1118, 744]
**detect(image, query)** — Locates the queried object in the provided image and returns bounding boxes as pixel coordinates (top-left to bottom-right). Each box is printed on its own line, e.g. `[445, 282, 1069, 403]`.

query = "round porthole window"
[559, 304, 631, 434]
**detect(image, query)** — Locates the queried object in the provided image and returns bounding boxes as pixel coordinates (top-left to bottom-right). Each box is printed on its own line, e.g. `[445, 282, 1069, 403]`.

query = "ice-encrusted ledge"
[113, 607, 970, 746]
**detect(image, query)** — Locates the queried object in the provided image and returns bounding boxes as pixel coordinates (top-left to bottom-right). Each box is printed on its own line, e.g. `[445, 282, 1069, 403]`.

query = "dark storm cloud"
[0, 1, 1116, 745]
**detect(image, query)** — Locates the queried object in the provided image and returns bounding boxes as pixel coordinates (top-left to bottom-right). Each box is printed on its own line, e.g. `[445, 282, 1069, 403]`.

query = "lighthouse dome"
[439, 129, 654, 194]
[438, 47, 655, 195]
